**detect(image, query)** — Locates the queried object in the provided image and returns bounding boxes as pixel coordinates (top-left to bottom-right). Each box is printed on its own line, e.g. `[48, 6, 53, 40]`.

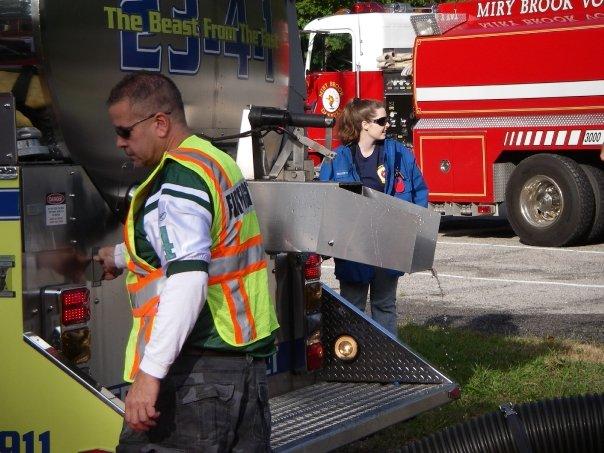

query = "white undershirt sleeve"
[139, 270, 208, 379]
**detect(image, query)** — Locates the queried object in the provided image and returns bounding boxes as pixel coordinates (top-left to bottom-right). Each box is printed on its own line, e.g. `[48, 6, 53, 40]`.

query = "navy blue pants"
[116, 353, 271, 452]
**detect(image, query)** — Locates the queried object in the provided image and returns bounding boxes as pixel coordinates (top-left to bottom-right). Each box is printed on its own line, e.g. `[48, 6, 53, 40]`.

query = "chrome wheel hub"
[519, 175, 563, 228]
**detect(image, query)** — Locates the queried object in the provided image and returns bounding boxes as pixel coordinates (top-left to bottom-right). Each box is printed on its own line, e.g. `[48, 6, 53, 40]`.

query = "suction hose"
[401, 393, 603, 453]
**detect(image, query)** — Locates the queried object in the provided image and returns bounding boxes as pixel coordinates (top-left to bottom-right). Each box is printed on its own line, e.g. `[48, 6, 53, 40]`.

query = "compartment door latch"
[0, 255, 15, 298]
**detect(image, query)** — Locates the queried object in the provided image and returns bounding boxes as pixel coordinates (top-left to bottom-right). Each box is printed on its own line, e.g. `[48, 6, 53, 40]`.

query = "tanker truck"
[0, 1, 458, 452]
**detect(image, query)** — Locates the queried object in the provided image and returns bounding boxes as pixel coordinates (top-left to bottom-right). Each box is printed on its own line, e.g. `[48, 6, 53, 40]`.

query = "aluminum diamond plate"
[317, 285, 446, 384]
[270, 381, 453, 452]
[415, 114, 604, 130]
[493, 162, 516, 202]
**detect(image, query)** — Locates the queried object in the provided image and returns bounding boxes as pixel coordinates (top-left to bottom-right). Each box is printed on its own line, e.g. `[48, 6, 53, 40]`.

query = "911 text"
[0, 431, 50, 453]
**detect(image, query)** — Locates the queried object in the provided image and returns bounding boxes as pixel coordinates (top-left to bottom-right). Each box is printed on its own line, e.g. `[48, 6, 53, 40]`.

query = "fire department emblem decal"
[377, 164, 386, 184]
[319, 82, 343, 115]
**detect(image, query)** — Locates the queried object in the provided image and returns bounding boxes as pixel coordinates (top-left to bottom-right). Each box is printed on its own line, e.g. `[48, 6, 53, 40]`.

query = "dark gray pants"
[116, 353, 271, 453]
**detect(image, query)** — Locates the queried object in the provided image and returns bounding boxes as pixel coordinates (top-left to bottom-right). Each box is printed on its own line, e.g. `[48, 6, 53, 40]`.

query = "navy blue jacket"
[319, 138, 429, 283]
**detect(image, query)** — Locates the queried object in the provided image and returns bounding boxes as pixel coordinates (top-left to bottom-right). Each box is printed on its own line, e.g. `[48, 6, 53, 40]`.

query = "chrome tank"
[2, 0, 299, 388]
[5, 0, 294, 201]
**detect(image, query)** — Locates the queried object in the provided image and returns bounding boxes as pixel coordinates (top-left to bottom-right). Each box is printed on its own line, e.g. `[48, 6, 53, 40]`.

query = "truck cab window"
[309, 33, 352, 72]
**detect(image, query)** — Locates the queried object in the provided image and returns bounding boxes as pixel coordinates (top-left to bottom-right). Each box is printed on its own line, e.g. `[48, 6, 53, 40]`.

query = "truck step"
[270, 381, 456, 452]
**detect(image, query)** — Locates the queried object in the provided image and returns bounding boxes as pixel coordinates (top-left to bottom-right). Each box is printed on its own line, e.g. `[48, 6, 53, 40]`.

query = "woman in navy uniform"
[319, 98, 428, 335]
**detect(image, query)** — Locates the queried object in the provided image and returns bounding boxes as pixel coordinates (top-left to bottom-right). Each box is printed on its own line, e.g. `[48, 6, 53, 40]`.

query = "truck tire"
[580, 164, 604, 244]
[505, 154, 595, 247]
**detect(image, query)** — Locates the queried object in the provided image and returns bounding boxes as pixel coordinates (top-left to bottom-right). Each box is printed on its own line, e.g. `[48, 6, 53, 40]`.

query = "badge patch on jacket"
[377, 164, 386, 184]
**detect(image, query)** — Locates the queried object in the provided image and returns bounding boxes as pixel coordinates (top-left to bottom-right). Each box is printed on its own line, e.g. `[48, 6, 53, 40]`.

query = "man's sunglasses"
[114, 111, 171, 139]
[371, 116, 388, 127]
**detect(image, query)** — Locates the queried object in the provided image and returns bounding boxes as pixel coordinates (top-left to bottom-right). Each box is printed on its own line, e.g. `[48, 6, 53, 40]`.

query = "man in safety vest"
[95, 72, 279, 452]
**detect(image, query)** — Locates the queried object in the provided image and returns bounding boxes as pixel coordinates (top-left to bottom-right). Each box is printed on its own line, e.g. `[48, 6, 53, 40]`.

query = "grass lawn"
[338, 323, 604, 452]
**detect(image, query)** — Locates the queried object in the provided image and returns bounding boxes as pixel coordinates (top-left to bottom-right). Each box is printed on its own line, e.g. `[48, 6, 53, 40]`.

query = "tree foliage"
[296, 0, 435, 28]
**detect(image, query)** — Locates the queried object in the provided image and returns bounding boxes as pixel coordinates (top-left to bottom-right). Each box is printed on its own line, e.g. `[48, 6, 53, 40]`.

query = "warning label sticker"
[45, 192, 67, 226]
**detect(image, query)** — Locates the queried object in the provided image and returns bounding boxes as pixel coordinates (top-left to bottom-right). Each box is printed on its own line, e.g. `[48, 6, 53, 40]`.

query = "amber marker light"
[334, 335, 358, 362]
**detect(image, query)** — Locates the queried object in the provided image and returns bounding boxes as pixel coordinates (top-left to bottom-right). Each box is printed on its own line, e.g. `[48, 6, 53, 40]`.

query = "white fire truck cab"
[303, 3, 429, 156]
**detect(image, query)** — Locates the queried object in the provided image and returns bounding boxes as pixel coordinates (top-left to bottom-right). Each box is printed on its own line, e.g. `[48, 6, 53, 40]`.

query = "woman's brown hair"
[338, 98, 385, 144]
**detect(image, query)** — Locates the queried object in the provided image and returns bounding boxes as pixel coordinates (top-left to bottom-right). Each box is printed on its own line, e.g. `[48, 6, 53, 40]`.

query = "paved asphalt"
[321, 217, 604, 343]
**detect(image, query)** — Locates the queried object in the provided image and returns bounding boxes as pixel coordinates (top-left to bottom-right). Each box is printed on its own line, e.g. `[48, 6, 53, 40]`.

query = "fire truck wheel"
[505, 154, 595, 247]
[580, 164, 604, 244]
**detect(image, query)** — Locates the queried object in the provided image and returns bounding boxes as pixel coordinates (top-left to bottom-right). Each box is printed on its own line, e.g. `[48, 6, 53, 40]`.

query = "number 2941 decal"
[104, 0, 276, 80]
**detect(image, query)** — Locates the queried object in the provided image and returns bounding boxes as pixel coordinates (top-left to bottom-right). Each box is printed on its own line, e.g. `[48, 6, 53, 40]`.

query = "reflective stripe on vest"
[122, 188, 167, 382]
[121, 138, 276, 381]
[127, 268, 166, 310]
[209, 240, 265, 279]
[123, 262, 166, 381]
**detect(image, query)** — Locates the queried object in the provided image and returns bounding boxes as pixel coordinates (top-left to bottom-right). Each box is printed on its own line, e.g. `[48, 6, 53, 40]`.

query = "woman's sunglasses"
[114, 111, 171, 139]
[371, 116, 388, 127]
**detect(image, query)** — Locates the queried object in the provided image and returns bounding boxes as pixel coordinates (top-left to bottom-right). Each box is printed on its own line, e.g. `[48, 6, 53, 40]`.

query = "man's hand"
[125, 370, 161, 431]
[94, 245, 123, 280]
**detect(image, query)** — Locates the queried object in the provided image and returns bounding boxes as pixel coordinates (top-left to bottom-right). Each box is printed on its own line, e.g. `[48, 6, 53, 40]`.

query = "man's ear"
[154, 112, 171, 138]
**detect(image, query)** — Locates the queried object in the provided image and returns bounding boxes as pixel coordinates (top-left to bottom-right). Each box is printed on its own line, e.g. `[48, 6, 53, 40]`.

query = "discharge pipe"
[248, 106, 335, 128]
[401, 393, 603, 453]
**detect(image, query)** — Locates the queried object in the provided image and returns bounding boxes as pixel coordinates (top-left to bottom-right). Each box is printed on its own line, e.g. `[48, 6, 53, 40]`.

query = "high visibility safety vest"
[122, 136, 278, 382]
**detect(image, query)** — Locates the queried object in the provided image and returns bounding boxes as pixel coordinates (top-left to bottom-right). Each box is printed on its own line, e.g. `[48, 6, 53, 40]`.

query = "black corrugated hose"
[401, 393, 603, 453]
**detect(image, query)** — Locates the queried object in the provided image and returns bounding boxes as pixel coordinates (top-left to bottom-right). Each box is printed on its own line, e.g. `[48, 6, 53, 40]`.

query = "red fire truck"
[304, 0, 604, 247]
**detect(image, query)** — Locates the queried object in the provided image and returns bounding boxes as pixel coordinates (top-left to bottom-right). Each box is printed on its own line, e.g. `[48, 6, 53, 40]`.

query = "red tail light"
[477, 204, 494, 214]
[352, 2, 385, 13]
[306, 341, 325, 371]
[304, 253, 322, 280]
[61, 287, 90, 325]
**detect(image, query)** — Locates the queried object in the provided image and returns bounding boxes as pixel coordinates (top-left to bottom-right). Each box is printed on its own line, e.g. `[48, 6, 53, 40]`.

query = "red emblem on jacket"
[394, 171, 405, 193]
